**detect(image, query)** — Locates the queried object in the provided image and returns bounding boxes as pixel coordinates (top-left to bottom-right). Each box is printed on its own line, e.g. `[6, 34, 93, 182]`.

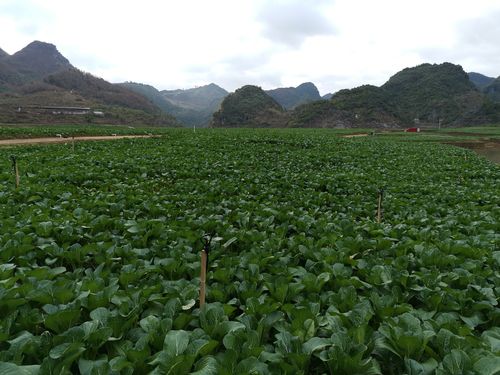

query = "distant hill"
[211, 85, 287, 127]
[119, 82, 180, 114]
[291, 63, 500, 128]
[484, 77, 500, 102]
[0, 41, 177, 126]
[322, 93, 333, 100]
[45, 69, 159, 112]
[266, 82, 321, 109]
[161, 83, 228, 126]
[2, 41, 72, 83]
[0, 41, 71, 87]
[290, 85, 399, 128]
[468, 72, 495, 89]
[381, 62, 481, 124]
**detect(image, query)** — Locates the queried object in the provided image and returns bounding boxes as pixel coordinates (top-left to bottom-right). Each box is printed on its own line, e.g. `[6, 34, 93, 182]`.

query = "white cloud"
[1, 0, 500, 95]
[256, 0, 336, 47]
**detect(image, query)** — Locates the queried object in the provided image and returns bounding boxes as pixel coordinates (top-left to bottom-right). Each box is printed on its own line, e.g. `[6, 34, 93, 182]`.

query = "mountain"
[291, 63, 499, 128]
[4, 41, 72, 82]
[322, 93, 333, 100]
[381, 62, 481, 124]
[484, 77, 500, 102]
[162, 83, 228, 110]
[119, 82, 228, 127]
[266, 82, 321, 109]
[468, 72, 495, 89]
[211, 85, 287, 127]
[45, 69, 160, 112]
[290, 85, 399, 128]
[161, 83, 228, 126]
[119, 82, 180, 114]
[0, 48, 8, 59]
[0, 41, 177, 126]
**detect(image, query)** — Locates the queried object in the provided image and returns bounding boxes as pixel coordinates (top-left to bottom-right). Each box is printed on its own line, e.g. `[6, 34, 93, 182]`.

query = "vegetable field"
[0, 129, 499, 374]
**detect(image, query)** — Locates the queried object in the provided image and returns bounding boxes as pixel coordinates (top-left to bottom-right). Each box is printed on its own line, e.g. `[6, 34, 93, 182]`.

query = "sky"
[1, 0, 500, 95]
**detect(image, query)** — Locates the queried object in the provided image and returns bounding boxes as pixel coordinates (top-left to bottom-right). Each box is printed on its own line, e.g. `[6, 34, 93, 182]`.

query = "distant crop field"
[0, 129, 499, 374]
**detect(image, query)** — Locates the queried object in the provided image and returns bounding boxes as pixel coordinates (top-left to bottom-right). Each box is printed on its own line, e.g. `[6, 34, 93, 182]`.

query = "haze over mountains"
[1, 40, 499, 128]
[120, 82, 229, 126]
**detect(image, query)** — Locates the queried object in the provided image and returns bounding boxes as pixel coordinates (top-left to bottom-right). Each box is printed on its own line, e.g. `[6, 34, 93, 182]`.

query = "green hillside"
[118, 82, 180, 115]
[291, 63, 500, 128]
[211, 85, 288, 127]
[381, 63, 481, 124]
[0, 41, 178, 126]
[484, 77, 500, 102]
[161, 83, 228, 127]
[468, 72, 495, 89]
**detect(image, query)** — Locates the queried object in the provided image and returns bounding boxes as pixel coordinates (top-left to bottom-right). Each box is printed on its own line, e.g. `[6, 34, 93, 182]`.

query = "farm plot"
[0, 130, 499, 374]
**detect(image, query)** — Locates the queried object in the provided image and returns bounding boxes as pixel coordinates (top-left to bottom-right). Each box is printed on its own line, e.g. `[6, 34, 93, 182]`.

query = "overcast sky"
[1, 0, 499, 95]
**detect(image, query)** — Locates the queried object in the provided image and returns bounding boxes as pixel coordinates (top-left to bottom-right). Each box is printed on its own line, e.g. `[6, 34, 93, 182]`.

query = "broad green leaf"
[222, 237, 238, 248]
[164, 330, 190, 357]
[140, 315, 160, 333]
[482, 328, 500, 354]
[78, 358, 110, 375]
[302, 337, 330, 354]
[437, 350, 472, 374]
[0, 362, 40, 375]
[405, 358, 438, 375]
[235, 357, 269, 375]
[473, 356, 500, 375]
[191, 356, 219, 375]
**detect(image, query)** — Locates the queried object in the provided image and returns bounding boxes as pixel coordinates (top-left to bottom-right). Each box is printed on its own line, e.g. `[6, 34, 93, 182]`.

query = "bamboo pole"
[199, 249, 207, 307]
[15, 162, 20, 189]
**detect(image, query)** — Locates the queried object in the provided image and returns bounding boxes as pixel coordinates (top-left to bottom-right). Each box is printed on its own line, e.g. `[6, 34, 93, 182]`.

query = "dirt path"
[0, 134, 155, 146]
[342, 133, 369, 138]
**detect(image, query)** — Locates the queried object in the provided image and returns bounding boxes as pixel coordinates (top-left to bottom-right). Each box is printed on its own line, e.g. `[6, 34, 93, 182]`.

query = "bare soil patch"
[342, 133, 369, 138]
[0, 135, 155, 147]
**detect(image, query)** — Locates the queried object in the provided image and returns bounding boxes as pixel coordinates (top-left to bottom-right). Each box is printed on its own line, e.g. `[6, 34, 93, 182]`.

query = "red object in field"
[405, 127, 420, 132]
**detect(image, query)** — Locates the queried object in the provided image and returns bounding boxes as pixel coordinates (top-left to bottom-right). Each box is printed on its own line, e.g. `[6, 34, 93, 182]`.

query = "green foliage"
[0, 129, 499, 374]
[291, 63, 500, 128]
[381, 63, 480, 124]
[332, 85, 399, 125]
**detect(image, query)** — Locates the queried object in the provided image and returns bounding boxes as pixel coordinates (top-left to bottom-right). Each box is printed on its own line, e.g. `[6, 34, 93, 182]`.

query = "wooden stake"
[199, 249, 207, 307]
[377, 188, 384, 223]
[72, 136, 75, 152]
[10, 156, 19, 188]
